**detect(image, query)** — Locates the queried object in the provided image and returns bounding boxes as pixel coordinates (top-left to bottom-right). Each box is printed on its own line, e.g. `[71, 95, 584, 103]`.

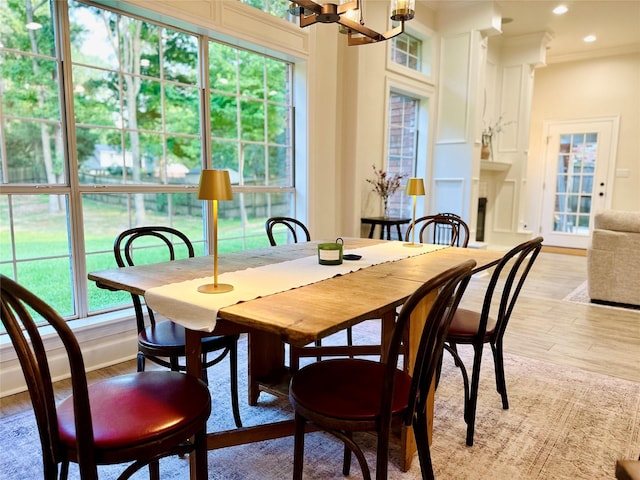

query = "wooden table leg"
[367, 224, 376, 239]
[247, 328, 285, 405]
[395, 224, 403, 241]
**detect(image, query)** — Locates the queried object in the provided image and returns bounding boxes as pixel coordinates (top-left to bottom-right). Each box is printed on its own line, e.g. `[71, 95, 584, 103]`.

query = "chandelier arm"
[292, 0, 323, 14]
[299, 14, 321, 28]
[336, 0, 358, 15]
[346, 23, 404, 44]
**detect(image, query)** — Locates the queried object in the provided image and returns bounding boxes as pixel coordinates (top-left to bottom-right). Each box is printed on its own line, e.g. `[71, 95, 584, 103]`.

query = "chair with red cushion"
[441, 236, 543, 446]
[1, 274, 210, 480]
[289, 260, 476, 480]
[114, 226, 242, 428]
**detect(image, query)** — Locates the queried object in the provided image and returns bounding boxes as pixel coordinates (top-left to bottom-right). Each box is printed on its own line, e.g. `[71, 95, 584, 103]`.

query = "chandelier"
[289, 0, 415, 46]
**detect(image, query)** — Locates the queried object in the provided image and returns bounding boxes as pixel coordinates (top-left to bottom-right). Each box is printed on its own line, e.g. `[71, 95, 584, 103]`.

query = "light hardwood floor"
[2, 250, 639, 419]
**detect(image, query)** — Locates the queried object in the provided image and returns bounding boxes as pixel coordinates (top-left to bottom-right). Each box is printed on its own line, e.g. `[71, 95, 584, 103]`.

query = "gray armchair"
[587, 210, 640, 306]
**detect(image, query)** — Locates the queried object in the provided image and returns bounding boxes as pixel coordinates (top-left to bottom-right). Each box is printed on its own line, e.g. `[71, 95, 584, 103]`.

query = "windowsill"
[0, 307, 137, 361]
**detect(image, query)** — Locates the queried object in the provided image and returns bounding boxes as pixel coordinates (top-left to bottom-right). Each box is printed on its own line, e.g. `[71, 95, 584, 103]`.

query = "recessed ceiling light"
[553, 5, 568, 15]
[583, 35, 597, 43]
[25, 22, 42, 30]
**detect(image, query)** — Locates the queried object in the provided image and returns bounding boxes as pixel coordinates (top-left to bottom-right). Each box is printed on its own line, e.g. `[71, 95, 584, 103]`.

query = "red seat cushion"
[447, 308, 496, 337]
[290, 359, 411, 420]
[57, 371, 210, 450]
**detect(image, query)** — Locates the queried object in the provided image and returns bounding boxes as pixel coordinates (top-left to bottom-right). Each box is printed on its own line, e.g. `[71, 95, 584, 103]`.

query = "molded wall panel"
[434, 178, 465, 215]
[437, 33, 470, 143]
[494, 179, 516, 232]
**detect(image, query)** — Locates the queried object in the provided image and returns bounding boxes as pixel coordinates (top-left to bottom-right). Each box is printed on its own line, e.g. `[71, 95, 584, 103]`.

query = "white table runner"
[145, 241, 447, 332]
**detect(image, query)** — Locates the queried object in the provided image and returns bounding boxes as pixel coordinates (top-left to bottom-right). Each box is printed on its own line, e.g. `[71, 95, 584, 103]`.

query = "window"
[391, 33, 421, 71]
[0, 0, 295, 323]
[240, 0, 292, 20]
[387, 23, 433, 81]
[386, 93, 419, 218]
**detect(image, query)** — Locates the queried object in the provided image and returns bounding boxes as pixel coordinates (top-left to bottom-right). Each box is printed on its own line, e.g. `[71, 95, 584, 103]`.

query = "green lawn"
[1, 195, 286, 321]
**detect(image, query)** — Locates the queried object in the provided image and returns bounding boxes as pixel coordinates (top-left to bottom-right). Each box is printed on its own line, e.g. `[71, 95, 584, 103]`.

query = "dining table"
[88, 237, 504, 479]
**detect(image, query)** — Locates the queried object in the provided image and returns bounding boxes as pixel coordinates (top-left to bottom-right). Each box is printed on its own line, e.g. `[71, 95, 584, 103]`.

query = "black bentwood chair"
[265, 216, 357, 370]
[0, 275, 211, 480]
[441, 236, 543, 446]
[289, 260, 477, 480]
[436, 213, 471, 247]
[265, 216, 311, 246]
[114, 225, 242, 428]
[405, 214, 470, 248]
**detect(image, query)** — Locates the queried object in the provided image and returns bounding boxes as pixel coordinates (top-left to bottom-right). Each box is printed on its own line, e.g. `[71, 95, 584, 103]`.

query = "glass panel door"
[541, 118, 618, 249]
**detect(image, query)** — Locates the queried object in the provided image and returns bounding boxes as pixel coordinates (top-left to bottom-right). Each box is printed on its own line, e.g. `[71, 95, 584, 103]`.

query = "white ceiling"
[423, 0, 640, 63]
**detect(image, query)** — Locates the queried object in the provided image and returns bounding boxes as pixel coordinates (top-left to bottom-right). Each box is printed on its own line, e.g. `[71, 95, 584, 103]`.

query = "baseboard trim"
[542, 246, 587, 256]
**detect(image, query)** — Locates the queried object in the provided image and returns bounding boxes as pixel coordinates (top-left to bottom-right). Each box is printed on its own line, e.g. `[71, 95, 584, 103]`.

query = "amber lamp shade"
[197, 170, 234, 294]
[404, 177, 425, 248]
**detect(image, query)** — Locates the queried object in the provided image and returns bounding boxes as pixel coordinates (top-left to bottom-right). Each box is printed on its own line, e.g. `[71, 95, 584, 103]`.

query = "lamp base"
[403, 242, 424, 248]
[198, 283, 234, 294]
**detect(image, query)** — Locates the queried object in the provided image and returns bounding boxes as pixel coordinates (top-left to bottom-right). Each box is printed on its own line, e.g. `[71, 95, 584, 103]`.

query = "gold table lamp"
[197, 169, 234, 294]
[404, 177, 425, 248]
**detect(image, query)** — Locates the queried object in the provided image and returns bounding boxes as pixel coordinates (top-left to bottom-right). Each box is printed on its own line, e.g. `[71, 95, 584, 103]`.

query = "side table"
[361, 216, 411, 241]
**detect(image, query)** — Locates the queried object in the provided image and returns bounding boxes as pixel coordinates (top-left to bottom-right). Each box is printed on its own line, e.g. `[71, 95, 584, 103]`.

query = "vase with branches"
[366, 164, 406, 217]
[482, 116, 514, 160]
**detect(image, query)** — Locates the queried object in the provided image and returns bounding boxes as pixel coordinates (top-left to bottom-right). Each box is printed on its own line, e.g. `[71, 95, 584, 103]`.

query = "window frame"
[386, 18, 437, 85]
[0, 0, 300, 324]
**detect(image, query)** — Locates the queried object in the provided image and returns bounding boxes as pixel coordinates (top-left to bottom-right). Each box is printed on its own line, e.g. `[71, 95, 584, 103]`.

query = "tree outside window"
[0, 0, 296, 322]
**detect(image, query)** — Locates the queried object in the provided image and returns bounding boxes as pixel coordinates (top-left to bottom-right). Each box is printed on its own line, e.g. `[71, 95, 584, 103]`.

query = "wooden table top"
[89, 238, 504, 346]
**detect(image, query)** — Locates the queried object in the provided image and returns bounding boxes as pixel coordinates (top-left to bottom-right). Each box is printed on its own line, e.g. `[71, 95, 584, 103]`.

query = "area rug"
[1, 330, 639, 479]
[564, 281, 640, 311]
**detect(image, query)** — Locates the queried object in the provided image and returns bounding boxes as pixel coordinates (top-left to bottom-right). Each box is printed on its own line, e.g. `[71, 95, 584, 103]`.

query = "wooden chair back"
[265, 217, 310, 246]
[405, 215, 461, 246]
[113, 226, 195, 334]
[437, 213, 471, 247]
[477, 236, 543, 343]
[1, 274, 98, 478]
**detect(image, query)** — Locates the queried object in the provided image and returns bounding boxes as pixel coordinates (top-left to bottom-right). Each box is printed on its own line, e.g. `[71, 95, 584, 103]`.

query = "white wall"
[527, 52, 640, 235]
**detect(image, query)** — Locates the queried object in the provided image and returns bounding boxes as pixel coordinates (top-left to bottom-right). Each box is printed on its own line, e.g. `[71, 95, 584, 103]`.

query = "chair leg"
[292, 413, 306, 480]
[200, 352, 210, 385]
[136, 351, 145, 372]
[229, 341, 243, 428]
[491, 341, 509, 410]
[315, 339, 322, 362]
[347, 326, 354, 358]
[148, 459, 160, 480]
[342, 433, 352, 475]
[194, 427, 208, 480]
[413, 413, 435, 480]
[449, 342, 461, 367]
[60, 460, 69, 480]
[170, 356, 180, 372]
[465, 345, 485, 447]
[375, 428, 390, 480]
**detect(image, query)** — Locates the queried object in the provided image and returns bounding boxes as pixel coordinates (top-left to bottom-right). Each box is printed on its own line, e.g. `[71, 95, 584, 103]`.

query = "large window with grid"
[0, 0, 296, 323]
[385, 92, 420, 217]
